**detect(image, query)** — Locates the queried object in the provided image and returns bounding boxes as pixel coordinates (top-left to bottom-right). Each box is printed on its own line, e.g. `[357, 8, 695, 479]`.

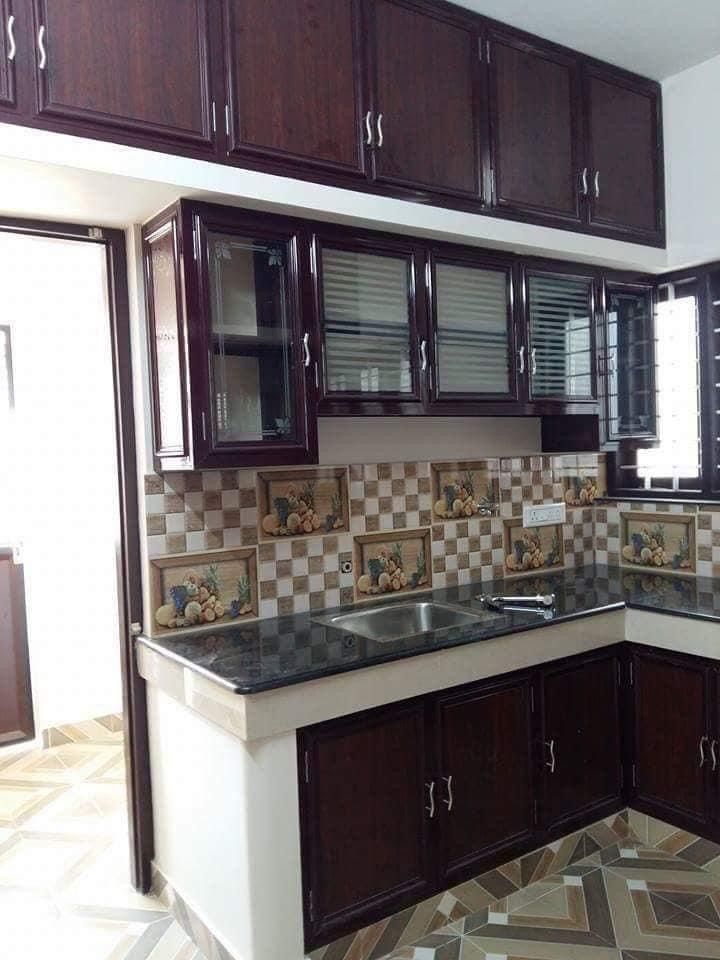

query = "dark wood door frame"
[0, 215, 151, 892]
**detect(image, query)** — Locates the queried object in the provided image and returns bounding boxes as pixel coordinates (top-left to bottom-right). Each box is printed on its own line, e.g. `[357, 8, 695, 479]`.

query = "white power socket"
[522, 502, 566, 527]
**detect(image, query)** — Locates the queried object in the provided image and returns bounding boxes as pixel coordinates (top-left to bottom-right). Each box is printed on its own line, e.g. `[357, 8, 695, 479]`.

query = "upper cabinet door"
[488, 32, 581, 223]
[585, 68, 663, 240]
[369, 0, 482, 197]
[223, 0, 365, 175]
[429, 252, 518, 405]
[32, 0, 214, 149]
[0, 0, 18, 111]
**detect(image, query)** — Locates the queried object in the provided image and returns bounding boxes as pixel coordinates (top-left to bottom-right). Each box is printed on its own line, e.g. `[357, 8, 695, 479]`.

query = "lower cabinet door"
[435, 675, 534, 885]
[632, 648, 711, 830]
[299, 700, 433, 947]
[540, 652, 622, 831]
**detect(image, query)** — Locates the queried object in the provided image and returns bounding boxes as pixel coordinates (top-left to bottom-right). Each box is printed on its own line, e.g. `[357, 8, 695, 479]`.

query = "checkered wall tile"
[348, 461, 433, 534]
[499, 456, 564, 519]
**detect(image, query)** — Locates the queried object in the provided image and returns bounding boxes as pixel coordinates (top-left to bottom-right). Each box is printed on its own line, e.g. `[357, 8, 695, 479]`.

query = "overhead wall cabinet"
[3, 0, 664, 245]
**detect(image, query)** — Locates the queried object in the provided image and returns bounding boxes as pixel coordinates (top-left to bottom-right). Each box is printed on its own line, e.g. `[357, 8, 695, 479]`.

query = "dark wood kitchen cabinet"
[584, 67, 663, 241]
[488, 31, 581, 224]
[0, 0, 19, 111]
[539, 651, 622, 832]
[299, 699, 433, 948]
[142, 200, 317, 470]
[368, 0, 482, 198]
[435, 674, 534, 885]
[222, 0, 365, 175]
[630, 647, 712, 832]
[30, 0, 215, 151]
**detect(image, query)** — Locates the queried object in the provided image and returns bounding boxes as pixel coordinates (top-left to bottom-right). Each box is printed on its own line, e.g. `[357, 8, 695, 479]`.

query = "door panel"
[436, 677, 533, 882]
[223, 0, 364, 173]
[490, 34, 580, 221]
[632, 650, 710, 827]
[541, 654, 622, 830]
[0, 0, 18, 110]
[586, 71, 661, 237]
[300, 701, 433, 945]
[33, 0, 213, 147]
[0, 550, 34, 746]
[371, 0, 481, 196]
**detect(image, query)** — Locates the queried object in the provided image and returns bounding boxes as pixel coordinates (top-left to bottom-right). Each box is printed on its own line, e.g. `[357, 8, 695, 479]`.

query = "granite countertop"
[137, 563, 720, 696]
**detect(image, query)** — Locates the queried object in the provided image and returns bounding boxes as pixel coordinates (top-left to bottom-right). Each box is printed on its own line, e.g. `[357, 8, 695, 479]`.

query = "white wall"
[663, 52, 720, 268]
[0, 234, 123, 732]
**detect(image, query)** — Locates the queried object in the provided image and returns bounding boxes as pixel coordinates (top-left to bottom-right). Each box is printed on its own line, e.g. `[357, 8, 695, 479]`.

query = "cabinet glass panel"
[435, 262, 510, 395]
[528, 274, 593, 399]
[208, 232, 295, 443]
[606, 286, 655, 437]
[321, 248, 413, 394]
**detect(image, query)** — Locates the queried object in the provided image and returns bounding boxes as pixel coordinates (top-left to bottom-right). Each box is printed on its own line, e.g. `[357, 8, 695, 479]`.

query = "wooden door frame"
[0, 215, 152, 892]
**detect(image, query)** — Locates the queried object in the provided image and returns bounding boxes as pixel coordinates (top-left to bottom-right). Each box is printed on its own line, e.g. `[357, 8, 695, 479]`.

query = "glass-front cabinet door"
[429, 254, 516, 404]
[526, 271, 595, 402]
[192, 209, 316, 466]
[602, 282, 656, 442]
[313, 235, 423, 411]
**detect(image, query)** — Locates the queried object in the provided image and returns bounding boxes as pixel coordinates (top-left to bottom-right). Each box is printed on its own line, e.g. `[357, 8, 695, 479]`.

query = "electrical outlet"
[522, 502, 566, 527]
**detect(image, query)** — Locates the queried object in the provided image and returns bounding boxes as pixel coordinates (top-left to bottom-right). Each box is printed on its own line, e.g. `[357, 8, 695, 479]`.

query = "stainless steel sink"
[313, 601, 484, 643]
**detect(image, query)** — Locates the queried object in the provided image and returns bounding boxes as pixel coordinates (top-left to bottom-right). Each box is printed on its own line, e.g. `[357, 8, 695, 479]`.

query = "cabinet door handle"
[518, 345, 525, 374]
[37, 23, 46, 70]
[699, 735, 709, 767]
[377, 112, 384, 148]
[6, 14, 16, 62]
[594, 170, 600, 199]
[545, 739, 556, 773]
[580, 166, 588, 196]
[442, 775, 453, 812]
[302, 332, 311, 368]
[425, 780, 435, 818]
[420, 338, 428, 372]
[712, 740, 718, 773]
[364, 110, 373, 147]
[531, 347, 537, 375]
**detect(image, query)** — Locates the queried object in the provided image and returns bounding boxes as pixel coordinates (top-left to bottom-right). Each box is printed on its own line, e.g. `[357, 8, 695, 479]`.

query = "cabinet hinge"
[211, 101, 216, 135]
[224, 103, 230, 136]
[532, 798, 539, 826]
[530, 687, 535, 713]
[486, 39, 491, 63]
[631, 763, 637, 788]
[192, 224, 199, 262]
[201, 411, 207, 443]
[304, 750, 311, 784]
[478, 37, 484, 62]
[629, 661, 634, 686]
[617, 661, 622, 687]
[659, 207, 665, 231]
[87, 227, 103, 240]
[307, 889, 314, 921]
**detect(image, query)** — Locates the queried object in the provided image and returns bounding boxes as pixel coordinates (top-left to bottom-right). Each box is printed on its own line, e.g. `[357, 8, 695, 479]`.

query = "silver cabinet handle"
[364, 110, 373, 147]
[420, 338, 427, 372]
[518, 345, 525, 374]
[545, 739, 556, 773]
[377, 112, 384, 148]
[531, 347, 537, 375]
[580, 167, 588, 196]
[6, 14, 16, 61]
[425, 780, 435, 818]
[37, 23, 46, 69]
[712, 740, 718, 773]
[442, 775, 453, 812]
[700, 735, 709, 768]
[594, 170, 600, 199]
[302, 332, 311, 368]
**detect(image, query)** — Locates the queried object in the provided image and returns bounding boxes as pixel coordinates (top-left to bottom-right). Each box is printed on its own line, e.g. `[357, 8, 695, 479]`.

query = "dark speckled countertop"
[136, 564, 720, 695]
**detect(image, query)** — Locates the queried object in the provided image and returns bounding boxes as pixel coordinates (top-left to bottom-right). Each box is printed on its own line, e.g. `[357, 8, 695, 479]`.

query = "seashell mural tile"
[431, 460, 500, 522]
[353, 528, 432, 600]
[620, 511, 696, 573]
[503, 520, 564, 575]
[257, 467, 348, 541]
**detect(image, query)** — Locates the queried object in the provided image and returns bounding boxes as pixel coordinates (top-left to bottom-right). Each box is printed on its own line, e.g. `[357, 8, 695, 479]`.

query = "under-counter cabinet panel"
[368, 0, 482, 198]
[31, 0, 215, 150]
[435, 675, 534, 884]
[584, 68, 663, 241]
[0, 0, 19, 111]
[299, 700, 433, 947]
[630, 648, 712, 832]
[222, 0, 365, 175]
[488, 32, 581, 223]
[539, 652, 622, 832]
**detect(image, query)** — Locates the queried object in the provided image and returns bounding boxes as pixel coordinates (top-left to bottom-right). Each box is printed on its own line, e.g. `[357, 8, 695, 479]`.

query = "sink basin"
[314, 600, 485, 643]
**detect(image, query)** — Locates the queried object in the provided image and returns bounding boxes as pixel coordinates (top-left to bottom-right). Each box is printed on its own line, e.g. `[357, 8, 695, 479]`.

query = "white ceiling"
[457, 0, 720, 79]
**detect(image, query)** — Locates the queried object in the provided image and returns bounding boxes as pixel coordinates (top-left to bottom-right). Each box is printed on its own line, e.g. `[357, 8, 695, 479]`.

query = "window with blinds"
[0, 325, 13, 415]
[527, 274, 592, 399]
[321, 247, 413, 394]
[434, 262, 510, 396]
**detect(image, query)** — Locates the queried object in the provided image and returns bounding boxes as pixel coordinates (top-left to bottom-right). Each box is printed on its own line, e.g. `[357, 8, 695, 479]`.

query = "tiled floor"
[0, 719, 202, 960]
[385, 838, 720, 960]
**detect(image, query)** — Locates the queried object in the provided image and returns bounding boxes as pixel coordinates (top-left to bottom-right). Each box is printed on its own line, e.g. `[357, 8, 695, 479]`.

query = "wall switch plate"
[522, 502, 566, 527]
